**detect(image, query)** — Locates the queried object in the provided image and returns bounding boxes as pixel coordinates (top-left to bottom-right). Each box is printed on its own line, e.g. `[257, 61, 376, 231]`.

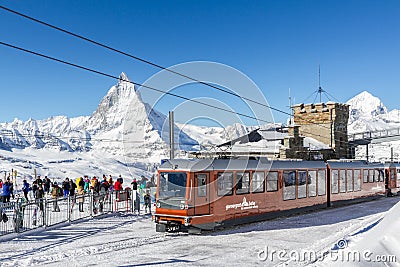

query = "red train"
[154, 158, 400, 233]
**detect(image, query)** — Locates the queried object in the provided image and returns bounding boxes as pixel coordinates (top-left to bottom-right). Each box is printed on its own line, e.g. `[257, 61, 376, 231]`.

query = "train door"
[194, 173, 210, 215]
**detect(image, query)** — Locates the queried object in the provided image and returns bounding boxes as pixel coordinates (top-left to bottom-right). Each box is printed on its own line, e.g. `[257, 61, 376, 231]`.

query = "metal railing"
[348, 127, 400, 142]
[0, 187, 155, 238]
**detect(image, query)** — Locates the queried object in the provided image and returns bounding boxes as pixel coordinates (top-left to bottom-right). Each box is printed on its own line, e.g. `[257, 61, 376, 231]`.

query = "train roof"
[327, 160, 384, 169]
[158, 158, 326, 172]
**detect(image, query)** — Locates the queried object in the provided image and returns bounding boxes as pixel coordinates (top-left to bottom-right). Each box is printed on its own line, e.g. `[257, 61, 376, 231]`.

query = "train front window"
[159, 172, 187, 199]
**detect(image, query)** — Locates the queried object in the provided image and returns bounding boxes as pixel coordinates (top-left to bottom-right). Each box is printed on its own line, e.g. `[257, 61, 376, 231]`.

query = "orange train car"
[154, 158, 396, 233]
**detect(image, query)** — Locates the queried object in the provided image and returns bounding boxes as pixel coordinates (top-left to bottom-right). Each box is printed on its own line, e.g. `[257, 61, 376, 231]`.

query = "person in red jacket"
[113, 179, 122, 191]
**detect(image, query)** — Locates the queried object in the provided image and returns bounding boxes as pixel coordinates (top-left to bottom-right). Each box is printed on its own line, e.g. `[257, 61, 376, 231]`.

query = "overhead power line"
[0, 4, 352, 137]
[0, 5, 353, 147]
[0, 41, 350, 146]
[0, 41, 274, 124]
[0, 5, 288, 116]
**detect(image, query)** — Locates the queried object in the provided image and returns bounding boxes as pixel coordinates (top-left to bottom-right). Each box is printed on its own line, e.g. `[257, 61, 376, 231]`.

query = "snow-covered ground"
[0, 197, 398, 266]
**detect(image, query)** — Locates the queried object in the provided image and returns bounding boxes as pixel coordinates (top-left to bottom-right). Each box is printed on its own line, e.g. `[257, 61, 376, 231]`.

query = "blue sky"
[1, 0, 400, 126]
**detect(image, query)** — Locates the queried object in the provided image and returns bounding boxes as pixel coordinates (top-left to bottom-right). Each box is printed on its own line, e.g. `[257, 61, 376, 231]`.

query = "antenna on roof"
[317, 65, 324, 103]
[288, 88, 293, 125]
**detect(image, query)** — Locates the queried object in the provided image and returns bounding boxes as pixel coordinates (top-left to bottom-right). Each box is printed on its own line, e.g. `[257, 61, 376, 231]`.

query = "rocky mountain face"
[3, 76, 399, 163]
[0, 73, 199, 161]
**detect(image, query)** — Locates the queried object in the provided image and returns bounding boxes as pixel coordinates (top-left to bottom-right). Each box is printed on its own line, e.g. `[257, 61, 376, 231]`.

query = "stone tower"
[292, 102, 349, 159]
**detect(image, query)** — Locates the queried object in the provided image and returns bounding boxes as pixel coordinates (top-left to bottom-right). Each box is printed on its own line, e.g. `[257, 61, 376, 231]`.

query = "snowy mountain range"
[347, 90, 400, 133]
[0, 75, 399, 180]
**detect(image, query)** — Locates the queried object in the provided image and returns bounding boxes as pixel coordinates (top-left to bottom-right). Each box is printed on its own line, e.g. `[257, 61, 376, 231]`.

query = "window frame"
[236, 172, 250, 195]
[251, 171, 265, 193]
[266, 171, 278, 192]
[318, 169, 326, 196]
[217, 172, 233, 196]
[297, 170, 307, 199]
[197, 174, 207, 197]
[283, 170, 296, 200]
[308, 170, 317, 197]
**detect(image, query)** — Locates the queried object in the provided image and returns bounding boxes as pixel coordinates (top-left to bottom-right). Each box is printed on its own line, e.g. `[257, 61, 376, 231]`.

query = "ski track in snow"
[0, 197, 398, 266]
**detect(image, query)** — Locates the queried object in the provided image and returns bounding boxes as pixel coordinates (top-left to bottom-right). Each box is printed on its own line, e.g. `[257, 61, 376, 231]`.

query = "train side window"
[266, 172, 278, 192]
[252, 172, 265, 193]
[283, 171, 296, 200]
[363, 169, 368, 183]
[375, 170, 381, 182]
[298, 171, 307, 199]
[331, 170, 339, 194]
[308, 170, 317, 197]
[197, 174, 207, 197]
[339, 170, 346, 193]
[379, 170, 384, 182]
[354, 169, 361, 191]
[369, 170, 375, 183]
[217, 172, 233, 196]
[391, 170, 395, 181]
[236, 172, 250, 194]
[346, 170, 353, 192]
[318, 170, 326, 196]
[397, 169, 400, 186]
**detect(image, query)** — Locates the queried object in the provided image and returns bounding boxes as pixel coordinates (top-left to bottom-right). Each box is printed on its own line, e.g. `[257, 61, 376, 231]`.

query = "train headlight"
[184, 217, 190, 226]
[180, 204, 185, 210]
[156, 202, 161, 208]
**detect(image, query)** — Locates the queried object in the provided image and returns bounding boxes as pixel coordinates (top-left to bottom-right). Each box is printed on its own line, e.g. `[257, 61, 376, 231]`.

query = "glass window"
[397, 169, 400, 187]
[283, 171, 296, 200]
[308, 170, 317, 197]
[217, 172, 233, 196]
[266, 172, 278, 192]
[369, 170, 375, 183]
[391, 170, 396, 181]
[236, 172, 250, 194]
[197, 174, 206, 197]
[318, 170, 326, 196]
[363, 169, 368, 183]
[331, 170, 339, 194]
[298, 171, 307, 199]
[354, 170, 361, 191]
[339, 170, 346, 193]
[346, 170, 353, 192]
[252, 172, 265, 193]
[379, 170, 384, 182]
[159, 172, 187, 199]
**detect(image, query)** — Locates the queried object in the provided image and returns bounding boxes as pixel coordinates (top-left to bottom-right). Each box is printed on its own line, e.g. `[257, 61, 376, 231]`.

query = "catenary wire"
[0, 4, 346, 136]
[0, 41, 351, 146]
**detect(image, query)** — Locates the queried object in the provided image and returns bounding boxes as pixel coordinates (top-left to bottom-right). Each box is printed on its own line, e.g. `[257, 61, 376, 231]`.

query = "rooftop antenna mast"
[288, 88, 293, 125]
[317, 65, 324, 103]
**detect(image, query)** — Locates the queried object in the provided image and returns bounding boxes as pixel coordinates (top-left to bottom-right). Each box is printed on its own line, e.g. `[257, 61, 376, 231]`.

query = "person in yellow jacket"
[75, 177, 82, 188]
[91, 176, 98, 188]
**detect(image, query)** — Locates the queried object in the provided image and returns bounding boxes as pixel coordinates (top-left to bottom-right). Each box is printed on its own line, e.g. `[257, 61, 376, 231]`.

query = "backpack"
[2, 212, 8, 223]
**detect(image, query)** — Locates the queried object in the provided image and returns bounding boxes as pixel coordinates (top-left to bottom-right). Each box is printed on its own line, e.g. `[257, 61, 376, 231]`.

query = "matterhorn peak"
[118, 72, 130, 84]
[116, 72, 137, 93]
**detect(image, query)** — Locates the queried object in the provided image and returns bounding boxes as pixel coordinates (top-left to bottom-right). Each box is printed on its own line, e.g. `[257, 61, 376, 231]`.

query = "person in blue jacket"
[2, 180, 11, 203]
[22, 180, 30, 201]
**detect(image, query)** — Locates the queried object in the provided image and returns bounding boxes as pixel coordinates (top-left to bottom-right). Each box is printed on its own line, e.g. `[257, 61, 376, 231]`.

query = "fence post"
[89, 193, 93, 217]
[43, 198, 47, 227]
[130, 191, 134, 213]
[67, 197, 71, 222]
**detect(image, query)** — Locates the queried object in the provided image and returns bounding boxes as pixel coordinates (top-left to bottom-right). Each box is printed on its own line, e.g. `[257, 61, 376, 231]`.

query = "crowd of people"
[0, 174, 155, 214]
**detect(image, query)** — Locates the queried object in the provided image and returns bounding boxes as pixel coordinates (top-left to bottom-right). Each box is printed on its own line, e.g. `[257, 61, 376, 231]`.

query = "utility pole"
[169, 111, 175, 160]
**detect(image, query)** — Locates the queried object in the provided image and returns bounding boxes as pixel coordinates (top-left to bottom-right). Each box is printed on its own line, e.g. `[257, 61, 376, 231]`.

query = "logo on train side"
[226, 197, 259, 211]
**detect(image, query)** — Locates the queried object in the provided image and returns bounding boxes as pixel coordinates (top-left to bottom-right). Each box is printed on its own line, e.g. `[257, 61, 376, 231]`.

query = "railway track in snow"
[1, 232, 181, 266]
